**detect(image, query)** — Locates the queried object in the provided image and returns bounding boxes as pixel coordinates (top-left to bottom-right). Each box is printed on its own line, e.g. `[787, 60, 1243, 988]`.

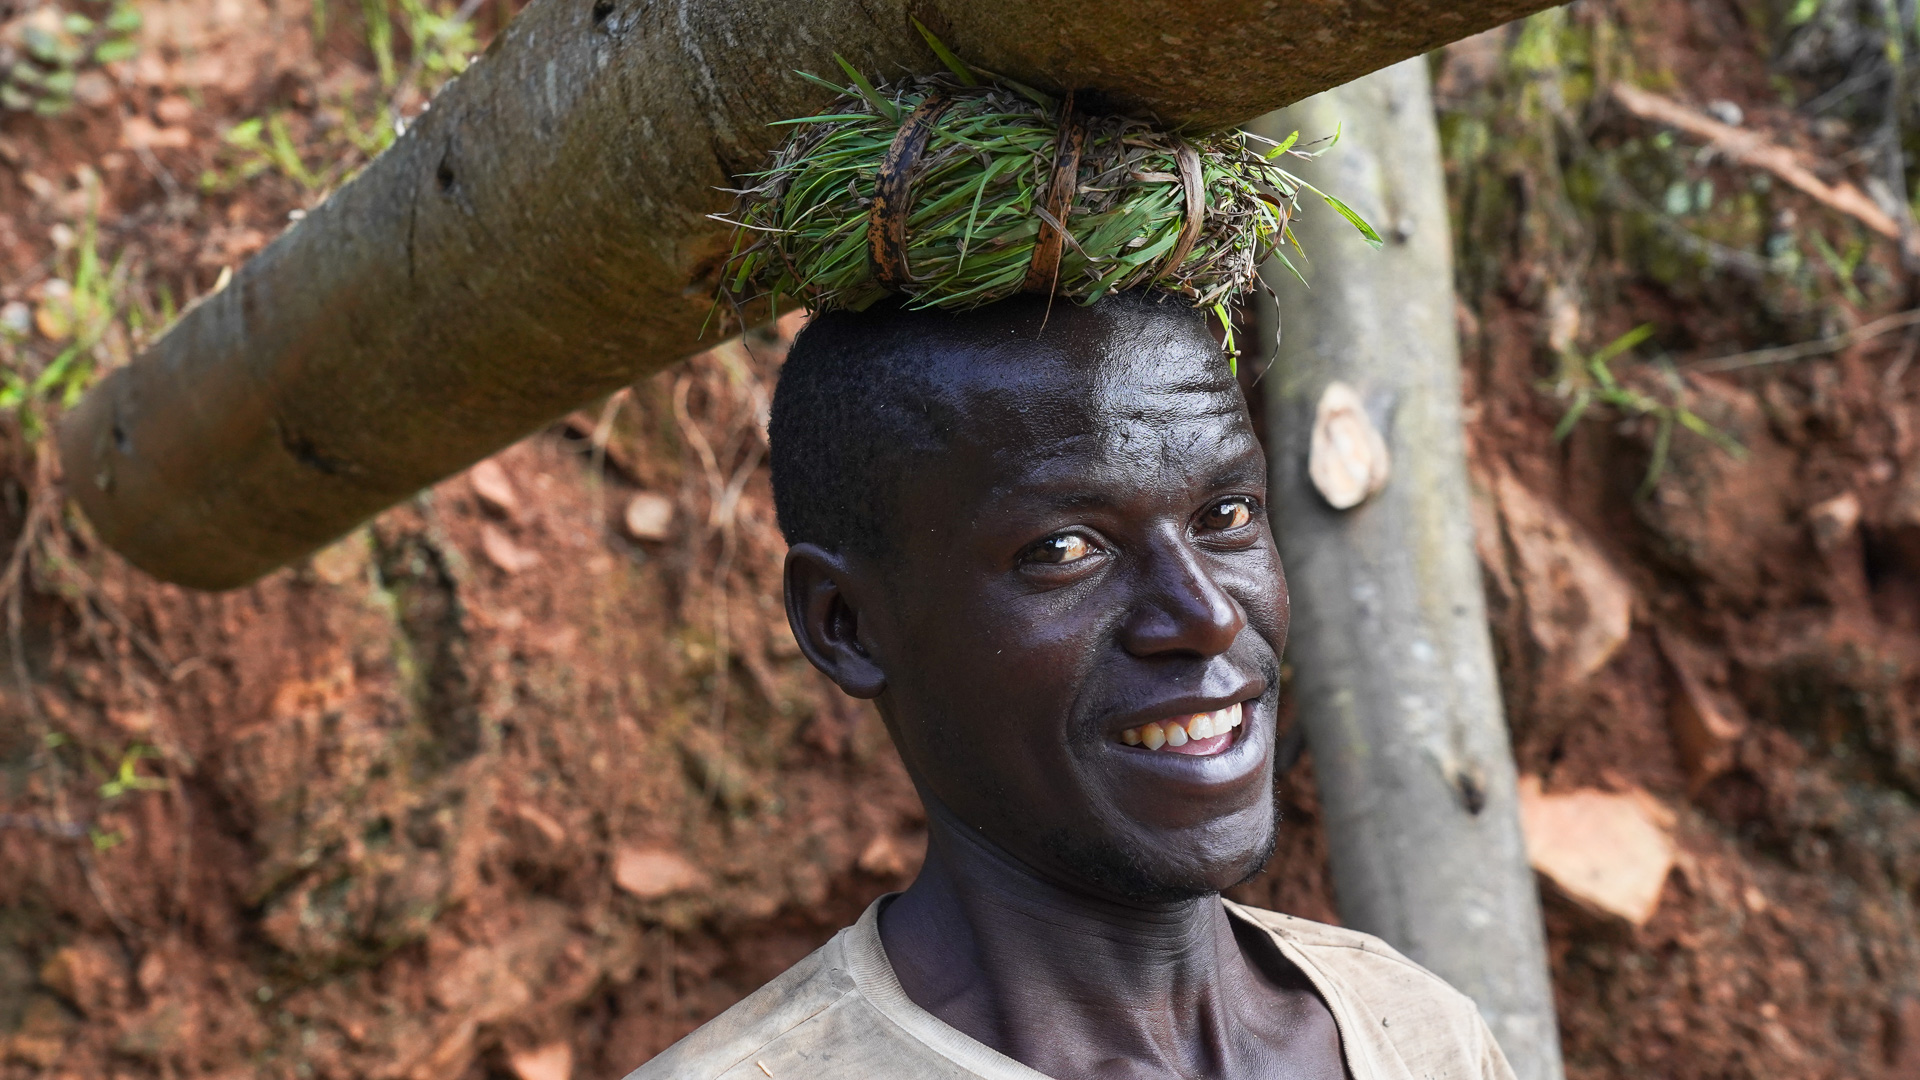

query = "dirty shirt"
[624, 897, 1517, 1080]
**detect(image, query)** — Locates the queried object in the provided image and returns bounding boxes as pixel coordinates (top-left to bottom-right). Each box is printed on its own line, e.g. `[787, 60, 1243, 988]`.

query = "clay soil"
[1, 0, 1918, 1077]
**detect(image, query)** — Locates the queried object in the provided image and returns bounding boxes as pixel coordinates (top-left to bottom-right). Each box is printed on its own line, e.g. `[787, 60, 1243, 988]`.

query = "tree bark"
[1256, 61, 1564, 1080]
[58, 0, 1557, 589]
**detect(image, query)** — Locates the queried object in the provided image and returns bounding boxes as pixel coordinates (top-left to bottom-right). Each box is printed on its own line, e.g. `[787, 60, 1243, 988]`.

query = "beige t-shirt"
[626, 897, 1517, 1080]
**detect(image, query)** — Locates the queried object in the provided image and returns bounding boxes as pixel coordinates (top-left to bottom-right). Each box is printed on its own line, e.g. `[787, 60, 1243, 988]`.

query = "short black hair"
[768, 291, 1206, 558]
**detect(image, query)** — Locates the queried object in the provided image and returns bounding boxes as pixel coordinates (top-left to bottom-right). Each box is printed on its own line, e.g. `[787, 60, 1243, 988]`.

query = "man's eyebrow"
[1198, 450, 1268, 491]
[988, 442, 1268, 513]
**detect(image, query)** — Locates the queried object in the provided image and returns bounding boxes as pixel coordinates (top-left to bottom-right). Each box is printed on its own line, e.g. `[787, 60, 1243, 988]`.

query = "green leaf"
[1268, 247, 1309, 288]
[833, 54, 898, 122]
[93, 38, 139, 63]
[225, 117, 265, 147]
[21, 26, 61, 64]
[1637, 412, 1675, 498]
[1588, 354, 1620, 392]
[1590, 323, 1655, 366]
[1261, 130, 1300, 160]
[1293, 122, 1343, 160]
[1675, 408, 1745, 457]
[1319, 192, 1383, 248]
[977, 69, 1056, 111]
[912, 17, 978, 85]
[106, 3, 143, 32]
[1214, 302, 1236, 367]
[1551, 389, 1591, 441]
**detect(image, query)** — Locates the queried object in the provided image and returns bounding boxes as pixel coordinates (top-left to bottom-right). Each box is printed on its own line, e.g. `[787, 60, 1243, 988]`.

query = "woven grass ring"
[715, 66, 1381, 328]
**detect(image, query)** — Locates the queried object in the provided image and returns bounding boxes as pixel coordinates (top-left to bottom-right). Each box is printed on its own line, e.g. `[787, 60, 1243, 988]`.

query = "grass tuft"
[713, 68, 1377, 333]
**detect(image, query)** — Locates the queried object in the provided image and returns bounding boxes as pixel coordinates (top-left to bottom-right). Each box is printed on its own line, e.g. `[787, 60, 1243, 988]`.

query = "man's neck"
[877, 809, 1346, 1080]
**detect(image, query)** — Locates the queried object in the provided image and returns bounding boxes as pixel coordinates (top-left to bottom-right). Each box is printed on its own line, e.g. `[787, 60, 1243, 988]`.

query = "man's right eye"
[1024, 533, 1097, 565]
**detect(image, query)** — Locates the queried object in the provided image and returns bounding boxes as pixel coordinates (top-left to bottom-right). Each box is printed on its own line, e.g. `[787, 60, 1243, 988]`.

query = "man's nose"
[1117, 537, 1247, 658]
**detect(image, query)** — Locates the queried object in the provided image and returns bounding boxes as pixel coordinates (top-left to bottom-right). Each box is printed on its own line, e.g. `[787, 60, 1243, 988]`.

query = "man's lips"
[1117, 702, 1243, 757]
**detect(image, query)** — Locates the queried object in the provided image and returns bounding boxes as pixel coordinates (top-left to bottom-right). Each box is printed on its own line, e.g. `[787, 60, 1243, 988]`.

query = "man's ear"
[783, 542, 887, 699]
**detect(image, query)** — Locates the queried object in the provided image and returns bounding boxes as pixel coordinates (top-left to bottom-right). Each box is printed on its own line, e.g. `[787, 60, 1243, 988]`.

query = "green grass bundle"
[714, 48, 1381, 342]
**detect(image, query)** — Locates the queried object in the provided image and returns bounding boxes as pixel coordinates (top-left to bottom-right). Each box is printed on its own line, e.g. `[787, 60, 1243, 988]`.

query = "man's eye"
[1026, 533, 1097, 565]
[1200, 498, 1255, 532]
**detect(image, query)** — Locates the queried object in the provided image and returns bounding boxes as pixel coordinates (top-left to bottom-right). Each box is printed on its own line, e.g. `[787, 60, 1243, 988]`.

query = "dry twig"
[1612, 82, 1916, 255]
[1688, 307, 1920, 373]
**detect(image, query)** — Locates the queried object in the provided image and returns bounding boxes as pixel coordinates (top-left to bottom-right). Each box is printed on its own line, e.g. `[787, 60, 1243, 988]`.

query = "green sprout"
[1, 1, 141, 117]
[0, 199, 140, 439]
[97, 744, 170, 801]
[1551, 324, 1745, 496]
[206, 0, 476, 194]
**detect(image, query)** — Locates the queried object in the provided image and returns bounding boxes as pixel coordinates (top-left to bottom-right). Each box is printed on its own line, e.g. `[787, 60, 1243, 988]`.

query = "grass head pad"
[714, 65, 1381, 348]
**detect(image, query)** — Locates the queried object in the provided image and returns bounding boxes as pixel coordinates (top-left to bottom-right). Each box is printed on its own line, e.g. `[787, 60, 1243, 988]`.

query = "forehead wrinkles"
[955, 372, 1251, 489]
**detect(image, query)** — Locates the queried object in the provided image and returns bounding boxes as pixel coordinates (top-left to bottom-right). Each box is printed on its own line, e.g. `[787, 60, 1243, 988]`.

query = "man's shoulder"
[622, 919, 987, 1080]
[1226, 902, 1515, 1080]
[623, 932, 860, 1080]
[1229, 901, 1472, 1006]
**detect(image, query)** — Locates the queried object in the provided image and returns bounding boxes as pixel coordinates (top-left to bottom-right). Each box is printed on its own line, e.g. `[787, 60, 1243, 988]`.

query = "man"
[630, 292, 1514, 1080]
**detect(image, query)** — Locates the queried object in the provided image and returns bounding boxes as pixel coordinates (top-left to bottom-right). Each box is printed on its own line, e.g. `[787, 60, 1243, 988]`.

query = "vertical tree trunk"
[1257, 59, 1564, 1080]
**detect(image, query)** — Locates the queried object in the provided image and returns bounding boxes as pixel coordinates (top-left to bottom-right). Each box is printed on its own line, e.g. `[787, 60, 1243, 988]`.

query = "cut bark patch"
[1517, 775, 1676, 926]
[1307, 381, 1391, 510]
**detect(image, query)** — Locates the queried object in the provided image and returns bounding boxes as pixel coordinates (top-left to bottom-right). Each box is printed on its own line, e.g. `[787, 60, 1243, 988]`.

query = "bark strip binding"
[869, 91, 956, 288]
[1022, 92, 1088, 293]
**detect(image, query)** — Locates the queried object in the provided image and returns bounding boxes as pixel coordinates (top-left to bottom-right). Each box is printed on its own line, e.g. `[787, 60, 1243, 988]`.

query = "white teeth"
[1117, 704, 1246, 750]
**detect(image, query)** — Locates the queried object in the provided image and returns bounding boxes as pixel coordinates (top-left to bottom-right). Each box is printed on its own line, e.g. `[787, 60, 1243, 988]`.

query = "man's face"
[859, 302, 1288, 903]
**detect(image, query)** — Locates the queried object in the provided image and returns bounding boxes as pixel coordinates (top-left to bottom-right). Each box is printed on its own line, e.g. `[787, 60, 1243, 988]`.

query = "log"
[1255, 60, 1565, 1080]
[59, 0, 1557, 589]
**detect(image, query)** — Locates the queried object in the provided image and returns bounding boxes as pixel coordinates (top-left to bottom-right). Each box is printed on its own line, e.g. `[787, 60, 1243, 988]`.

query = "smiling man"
[628, 292, 1514, 1080]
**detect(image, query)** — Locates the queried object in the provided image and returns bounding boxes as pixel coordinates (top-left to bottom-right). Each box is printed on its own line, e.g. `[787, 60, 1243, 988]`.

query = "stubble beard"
[1038, 801, 1282, 906]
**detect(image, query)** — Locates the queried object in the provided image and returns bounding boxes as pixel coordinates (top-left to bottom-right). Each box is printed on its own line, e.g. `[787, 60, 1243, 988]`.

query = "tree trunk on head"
[1256, 59, 1565, 1080]
[58, 0, 1559, 590]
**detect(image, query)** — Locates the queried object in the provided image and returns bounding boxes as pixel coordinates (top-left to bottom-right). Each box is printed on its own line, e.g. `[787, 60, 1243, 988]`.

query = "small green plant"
[381, 0, 477, 89]
[0, 0, 141, 116]
[0, 188, 168, 439]
[97, 744, 170, 801]
[1808, 229, 1868, 306]
[206, 0, 476, 194]
[201, 88, 404, 193]
[1550, 325, 1745, 495]
[205, 115, 325, 191]
[0, 201, 151, 439]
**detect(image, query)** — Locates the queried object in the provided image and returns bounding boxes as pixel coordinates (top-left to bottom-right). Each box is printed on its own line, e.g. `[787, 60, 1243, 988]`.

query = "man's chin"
[1037, 810, 1280, 906]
